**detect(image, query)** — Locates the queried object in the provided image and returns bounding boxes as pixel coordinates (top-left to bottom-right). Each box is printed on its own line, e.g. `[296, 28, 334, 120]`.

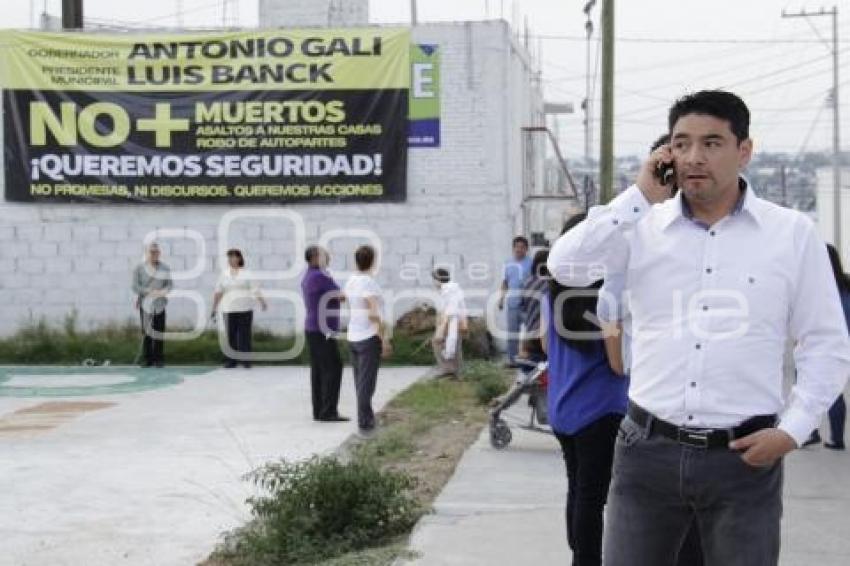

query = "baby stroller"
[489, 358, 550, 449]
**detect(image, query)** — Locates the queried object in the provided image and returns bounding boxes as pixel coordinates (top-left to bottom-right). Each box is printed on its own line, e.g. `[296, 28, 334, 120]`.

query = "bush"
[215, 456, 420, 565]
[463, 361, 511, 405]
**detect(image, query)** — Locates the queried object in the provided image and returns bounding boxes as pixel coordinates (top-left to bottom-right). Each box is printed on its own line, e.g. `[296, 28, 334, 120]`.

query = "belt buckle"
[678, 427, 711, 449]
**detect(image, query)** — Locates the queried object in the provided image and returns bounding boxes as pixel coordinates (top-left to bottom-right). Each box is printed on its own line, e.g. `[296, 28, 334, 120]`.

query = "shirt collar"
[660, 176, 764, 231]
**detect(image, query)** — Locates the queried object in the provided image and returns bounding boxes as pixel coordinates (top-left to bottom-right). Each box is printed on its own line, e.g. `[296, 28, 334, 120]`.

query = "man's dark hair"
[531, 249, 549, 279]
[432, 268, 451, 283]
[549, 213, 602, 351]
[650, 133, 670, 153]
[226, 248, 245, 267]
[512, 236, 529, 248]
[668, 90, 750, 143]
[354, 245, 375, 272]
[304, 245, 321, 264]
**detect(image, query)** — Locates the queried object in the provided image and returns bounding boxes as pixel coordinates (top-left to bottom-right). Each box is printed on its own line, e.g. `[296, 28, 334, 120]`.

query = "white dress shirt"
[548, 181, 850, 446]
[598, 273, 632, 372]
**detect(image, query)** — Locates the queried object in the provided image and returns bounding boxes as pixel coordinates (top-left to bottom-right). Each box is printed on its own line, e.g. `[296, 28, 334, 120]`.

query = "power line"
[795, 103, 827, 157]
[615, 60, 837, 120]
[530, 34, 850, 44]
[613, 41, 828, 96]
[738, 64, 833, 96]
[545, 32, 831, 112]
[720, 48, 850, 90]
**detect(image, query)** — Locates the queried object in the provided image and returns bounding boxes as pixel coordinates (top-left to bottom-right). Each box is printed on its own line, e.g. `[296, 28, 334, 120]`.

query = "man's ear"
[738, 138, 753, 169]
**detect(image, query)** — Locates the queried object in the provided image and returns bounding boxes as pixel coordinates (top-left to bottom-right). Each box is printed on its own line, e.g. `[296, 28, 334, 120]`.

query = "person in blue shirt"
[499, 235, 532, 367]
[541, 214, 629, 566]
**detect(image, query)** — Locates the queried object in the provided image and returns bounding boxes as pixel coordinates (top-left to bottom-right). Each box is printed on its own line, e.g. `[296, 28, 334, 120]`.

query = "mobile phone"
[654, 161, 674, 185]
[654, 161, 677, 195]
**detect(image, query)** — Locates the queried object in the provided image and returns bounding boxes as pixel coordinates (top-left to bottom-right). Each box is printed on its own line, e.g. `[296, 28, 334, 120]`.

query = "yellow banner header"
[0, 28, 411, 91]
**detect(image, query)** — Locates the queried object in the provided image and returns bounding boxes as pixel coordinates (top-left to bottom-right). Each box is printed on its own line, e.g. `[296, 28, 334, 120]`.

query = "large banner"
[0, 29, 410, 204]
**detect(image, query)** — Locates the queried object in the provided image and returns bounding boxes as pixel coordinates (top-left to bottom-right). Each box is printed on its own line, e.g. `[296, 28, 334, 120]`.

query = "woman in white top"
[211, 249, 267, 369]
[344, 245, 392, 434]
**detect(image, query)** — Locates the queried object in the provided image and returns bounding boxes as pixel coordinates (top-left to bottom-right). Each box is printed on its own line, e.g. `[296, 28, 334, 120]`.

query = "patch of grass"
[318, 541, 418, 566]
[354, 428, 416, 463]
[207, 362, 511, 566]
[0, 316, 490, 367]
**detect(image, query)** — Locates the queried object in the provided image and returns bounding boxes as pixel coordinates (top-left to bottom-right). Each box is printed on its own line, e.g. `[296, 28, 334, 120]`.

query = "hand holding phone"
[654, 161, 675, 187]
[637, 145, 676, 203]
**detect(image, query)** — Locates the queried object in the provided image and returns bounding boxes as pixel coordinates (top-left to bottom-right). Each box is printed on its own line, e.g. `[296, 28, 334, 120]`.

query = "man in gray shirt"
[131, 243, 173, 367]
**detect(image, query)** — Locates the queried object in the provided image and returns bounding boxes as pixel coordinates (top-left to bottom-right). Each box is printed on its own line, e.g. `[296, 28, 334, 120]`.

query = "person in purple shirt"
[541, 214, 628, 566]
[301, 245, 349, 422]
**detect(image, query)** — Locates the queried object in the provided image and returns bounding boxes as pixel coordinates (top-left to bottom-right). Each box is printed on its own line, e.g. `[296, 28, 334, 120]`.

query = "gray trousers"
[604, 415, 783, 566]
[349, 335, 381, 430]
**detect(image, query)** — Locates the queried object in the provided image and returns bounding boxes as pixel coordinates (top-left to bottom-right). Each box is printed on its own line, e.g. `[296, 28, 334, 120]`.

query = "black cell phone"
[654, 161, 674, 184]
[654, 161, 677, 195]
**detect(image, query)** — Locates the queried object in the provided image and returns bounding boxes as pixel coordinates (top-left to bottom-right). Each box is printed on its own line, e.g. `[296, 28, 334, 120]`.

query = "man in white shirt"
[548, 90, 850, 566]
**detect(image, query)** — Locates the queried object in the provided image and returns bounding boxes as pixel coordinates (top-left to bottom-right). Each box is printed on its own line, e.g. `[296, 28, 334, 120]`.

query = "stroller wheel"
[490, 418, 512, 449]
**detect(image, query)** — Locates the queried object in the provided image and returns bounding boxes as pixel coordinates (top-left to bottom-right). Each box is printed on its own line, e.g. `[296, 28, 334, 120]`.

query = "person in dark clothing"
[542, 214, 629, 566]
[301, 245, 348, 422]
[807, 243, 850, 449]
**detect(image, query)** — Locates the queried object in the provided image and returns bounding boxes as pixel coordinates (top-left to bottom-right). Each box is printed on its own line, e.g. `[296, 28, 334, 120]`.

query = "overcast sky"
[4, 0, 849, 158]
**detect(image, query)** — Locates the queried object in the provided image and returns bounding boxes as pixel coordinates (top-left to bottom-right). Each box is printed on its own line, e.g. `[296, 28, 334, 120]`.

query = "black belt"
[627, 403, 777, 449]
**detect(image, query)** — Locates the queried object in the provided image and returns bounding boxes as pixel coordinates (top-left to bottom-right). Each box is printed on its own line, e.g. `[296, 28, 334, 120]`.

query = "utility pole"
[782, 6, 842, 256]
[411, 0, 418, 25]
[599, 0, 615, 204]
[582, 1, 596, 165]
[62, 0, 83, 29]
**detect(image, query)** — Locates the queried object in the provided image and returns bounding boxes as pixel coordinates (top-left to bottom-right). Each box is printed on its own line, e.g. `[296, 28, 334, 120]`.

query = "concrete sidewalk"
[0, 365, 425, 566]
[404, 399, 850, 566]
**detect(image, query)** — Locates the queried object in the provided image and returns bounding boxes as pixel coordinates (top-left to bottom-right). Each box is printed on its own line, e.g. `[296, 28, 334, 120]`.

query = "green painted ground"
[0, 366, 213, 397]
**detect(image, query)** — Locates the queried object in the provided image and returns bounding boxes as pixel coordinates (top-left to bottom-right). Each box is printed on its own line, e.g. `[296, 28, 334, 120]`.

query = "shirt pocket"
[737, 270, 790, 331]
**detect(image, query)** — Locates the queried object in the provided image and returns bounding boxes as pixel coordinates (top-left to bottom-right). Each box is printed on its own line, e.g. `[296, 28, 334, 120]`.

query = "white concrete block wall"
[0, 22, 543, 338]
